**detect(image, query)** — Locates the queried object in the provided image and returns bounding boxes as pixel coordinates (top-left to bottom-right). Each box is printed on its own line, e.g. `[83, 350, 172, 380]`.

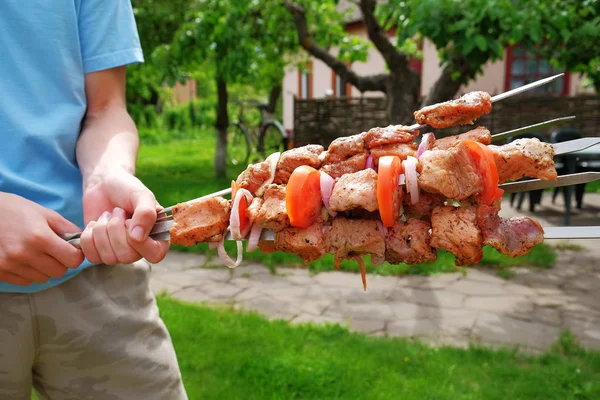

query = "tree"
[165, 0, 299, 178]
[284, 0, 593, 124]
[128, 0, 193, 107]
[527, 0, 600, 92]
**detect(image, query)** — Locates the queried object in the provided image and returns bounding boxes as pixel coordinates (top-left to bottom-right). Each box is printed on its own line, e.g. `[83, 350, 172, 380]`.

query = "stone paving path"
[150, 195, 600, 353]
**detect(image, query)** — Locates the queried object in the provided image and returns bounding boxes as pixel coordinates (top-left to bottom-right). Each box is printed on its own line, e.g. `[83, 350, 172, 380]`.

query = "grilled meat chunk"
[385, 219, 437, 265]
[477, 205, 544, 257]
[329, 169, 378, 213]
[430, 205, 483, 266]
[370, 142, 417, 165]
[433, 126, 492, 150]
[274, 145, 324, 184]
[247, 197, 263, 226]
[236, 161, 272, 195]
[489, 138, 557, 183]
[364, 125, 419, 148]
[403, 190, 444, 221]
[253, 184, 290, 232]
[321, 153, 368, 179]
[170, 197, 230, 246]
[275, 220, 326, 263]
[414, 91, 492, 129]
[417, 141, 483, 200]
[323, 133, 367, 164]
[326, 218, 386, 268]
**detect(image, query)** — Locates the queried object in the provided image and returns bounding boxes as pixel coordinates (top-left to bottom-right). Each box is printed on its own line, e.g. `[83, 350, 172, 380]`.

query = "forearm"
[76, 105, 139, 190]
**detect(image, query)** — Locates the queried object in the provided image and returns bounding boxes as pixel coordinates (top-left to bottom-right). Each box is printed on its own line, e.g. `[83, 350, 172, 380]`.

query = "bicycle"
[227, 99, 289, 166]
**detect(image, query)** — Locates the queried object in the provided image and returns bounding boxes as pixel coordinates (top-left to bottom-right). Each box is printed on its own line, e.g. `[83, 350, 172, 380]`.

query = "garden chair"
[551, 128, 587, 209]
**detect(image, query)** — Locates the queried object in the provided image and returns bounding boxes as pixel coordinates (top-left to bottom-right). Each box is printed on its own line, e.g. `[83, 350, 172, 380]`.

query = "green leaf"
[474, 35, 488, 51]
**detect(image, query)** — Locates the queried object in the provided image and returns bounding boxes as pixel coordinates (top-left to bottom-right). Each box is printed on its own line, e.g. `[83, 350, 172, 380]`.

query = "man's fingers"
[2, 261, 51, 284]
[125, 219, 169, 264]
[45, 209, 83, 234]
[107, 208, 141, 264]
[80, 221, 101, 264]
[28, 254, 69, 279]
[128, 190, 159, 242]
[91, 212, 118, 265]
[0, 271, 33, 286]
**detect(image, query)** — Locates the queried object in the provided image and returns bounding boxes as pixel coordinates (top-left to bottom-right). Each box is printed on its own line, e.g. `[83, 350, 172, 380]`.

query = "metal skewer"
[407, 73, 565, 132]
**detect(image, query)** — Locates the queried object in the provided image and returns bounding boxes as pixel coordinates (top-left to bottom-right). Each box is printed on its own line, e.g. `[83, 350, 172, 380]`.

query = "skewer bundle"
[169, 90, 559, 289]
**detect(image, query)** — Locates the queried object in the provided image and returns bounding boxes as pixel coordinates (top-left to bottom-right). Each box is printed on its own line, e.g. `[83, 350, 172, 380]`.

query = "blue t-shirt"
[0, 0, 144, 293]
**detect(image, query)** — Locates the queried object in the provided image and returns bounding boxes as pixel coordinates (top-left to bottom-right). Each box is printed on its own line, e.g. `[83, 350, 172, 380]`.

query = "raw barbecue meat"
[403, 190, 444, 221]
[417, 141, 483, 200]
[320, 153, 369, 179]
[489, 138, 557, 183]
[430, 205, 483, 266]
[385, 219, 437, 265]
[170, 197, 230, 246]
[369, 142, 417, 165]
[326, 218, 386, 267]
[433, 126, 491, 150]
[322, 133, 367, 164]
[274, 144, 323, 184]
[252, 184, 290, 232]
[236, 161, 272, 195]
[414, 91, 492, 129]
[247, 197, 263, 226]
[364, 125, 419, 148]
[328, 169, 378, 213]
[275, 220, 326, 263]
[477, 204, 544, 257]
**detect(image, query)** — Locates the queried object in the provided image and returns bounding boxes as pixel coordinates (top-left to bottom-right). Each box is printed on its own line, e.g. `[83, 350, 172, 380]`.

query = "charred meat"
[414, 91, 492, 129]
[417, 141, 483, 200]
[433, 126, 492, 150]
[477, 205, 544, 257]
[329, 169, 379, 213]
[274, 145, 324, 185]
[489, 138, 557, 183]
[430, 205, 483, 266]
[364, 125, 419, 148]
[385, 219, 437, 265]
[170, 197, 230, 246]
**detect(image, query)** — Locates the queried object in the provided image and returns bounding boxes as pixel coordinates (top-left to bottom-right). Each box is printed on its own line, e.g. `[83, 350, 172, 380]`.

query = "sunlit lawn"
[32, 296, 600, 399]
[135, 129, 559, 276]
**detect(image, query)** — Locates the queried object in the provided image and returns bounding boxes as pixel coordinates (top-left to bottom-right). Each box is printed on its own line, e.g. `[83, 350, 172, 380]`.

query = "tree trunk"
[214, 78, 228, 178]
[422, 55, 472, 107]
[266, 85, 281, 114]
[386, 73, 420, 125]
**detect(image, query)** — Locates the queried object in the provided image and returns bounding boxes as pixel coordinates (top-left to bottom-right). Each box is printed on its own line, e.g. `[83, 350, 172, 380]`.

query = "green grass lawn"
[136, 130, 557, 276]
[161, 296, 600, 399]
[32, 296, 600, 399]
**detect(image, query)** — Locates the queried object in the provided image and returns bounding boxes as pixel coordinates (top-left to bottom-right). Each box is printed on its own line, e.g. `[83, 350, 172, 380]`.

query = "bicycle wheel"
[258, 122, 287, 158]
[227, 123, 251, 166]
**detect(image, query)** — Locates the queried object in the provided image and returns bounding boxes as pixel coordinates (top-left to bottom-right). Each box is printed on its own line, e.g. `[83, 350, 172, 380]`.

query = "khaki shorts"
[0, 260, 188, 400]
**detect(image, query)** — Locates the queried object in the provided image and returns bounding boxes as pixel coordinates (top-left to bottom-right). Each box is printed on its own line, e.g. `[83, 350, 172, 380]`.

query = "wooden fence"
[292, 95, 600, 147]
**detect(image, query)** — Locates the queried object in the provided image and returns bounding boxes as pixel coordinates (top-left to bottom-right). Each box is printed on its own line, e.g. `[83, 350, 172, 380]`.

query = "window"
[331, 64, 352, 98]
[298, 62, 313, 99]
[505, 45, 569, 95]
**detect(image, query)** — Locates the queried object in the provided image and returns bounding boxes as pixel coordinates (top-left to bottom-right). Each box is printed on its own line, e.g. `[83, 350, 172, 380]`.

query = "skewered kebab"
[165, 122, 599, 290]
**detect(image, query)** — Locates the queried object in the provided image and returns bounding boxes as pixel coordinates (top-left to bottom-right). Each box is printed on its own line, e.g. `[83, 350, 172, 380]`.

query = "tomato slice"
[377, 155, 403, 227]
[464, 140, 504, 205]
[286, 165, 322, 228]
[238, 194, 249, 236]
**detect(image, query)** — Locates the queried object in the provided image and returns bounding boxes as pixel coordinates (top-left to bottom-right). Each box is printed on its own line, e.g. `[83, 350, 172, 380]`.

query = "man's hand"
[0, 193, 85, 286]
[79, 169, 169, 265]
[75, 66, 169, 266]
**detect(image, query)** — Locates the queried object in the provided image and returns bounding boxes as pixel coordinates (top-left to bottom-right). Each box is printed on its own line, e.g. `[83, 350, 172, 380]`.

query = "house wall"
[280, 24, 596, 131]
